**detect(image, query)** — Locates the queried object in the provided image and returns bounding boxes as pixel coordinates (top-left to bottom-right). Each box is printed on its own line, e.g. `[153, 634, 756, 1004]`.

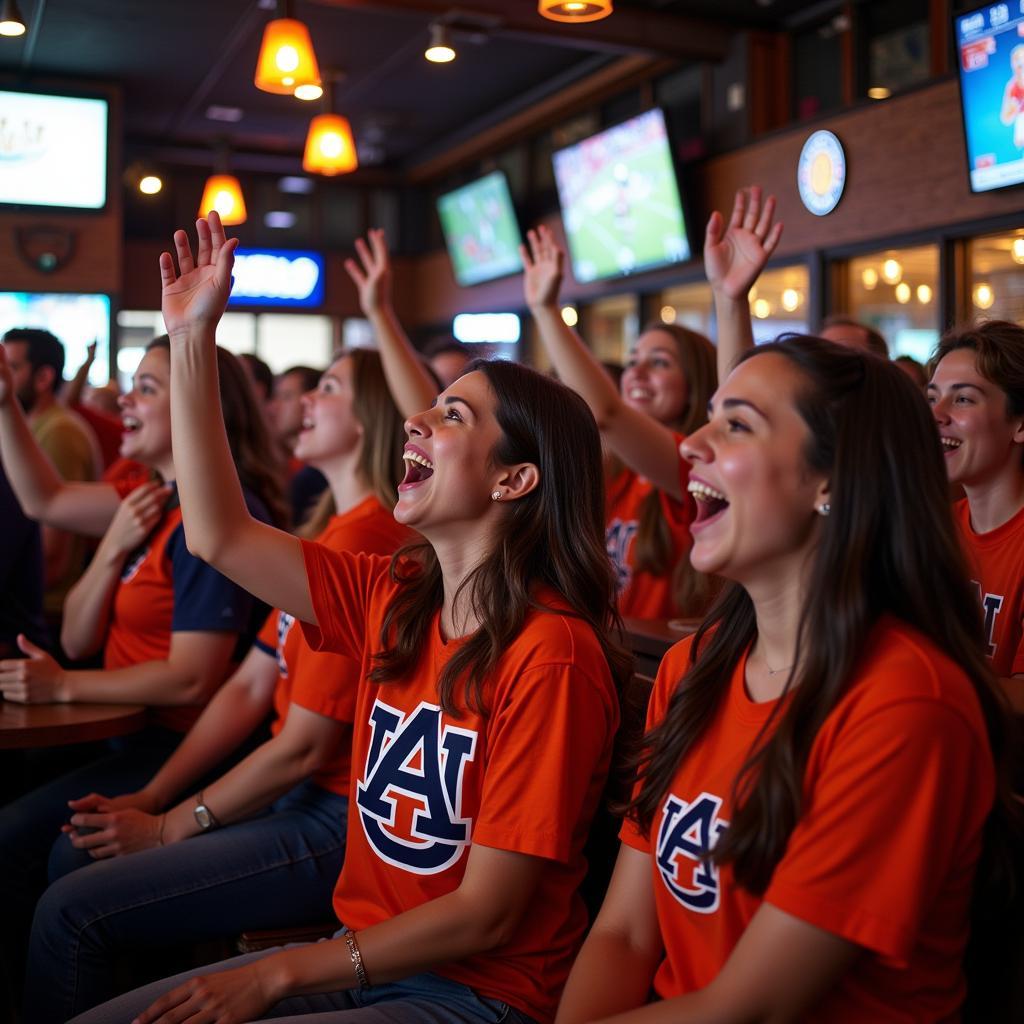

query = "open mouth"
[688, 478, 729, 526]
[940, 436, 962, 455]
[121, 416, 141, 436]
[400, 447, 434, 488]
[627, 387, 653, 402]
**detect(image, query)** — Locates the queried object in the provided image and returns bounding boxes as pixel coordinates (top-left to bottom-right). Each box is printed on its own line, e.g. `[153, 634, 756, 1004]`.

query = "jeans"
[69, 941, 538, 1024]
[0, 727, 182, 993]
[25, 781, 347, 1024]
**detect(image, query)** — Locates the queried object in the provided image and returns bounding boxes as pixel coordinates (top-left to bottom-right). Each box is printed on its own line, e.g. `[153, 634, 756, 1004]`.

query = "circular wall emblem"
[797, 130, 846, 216]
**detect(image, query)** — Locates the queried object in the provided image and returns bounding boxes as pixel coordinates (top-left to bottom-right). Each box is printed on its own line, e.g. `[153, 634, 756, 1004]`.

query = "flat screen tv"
[436, 171, 523, 286]
[0, 89, 108, 210]
[552, 108, 690, 283]
[0, 292, 111, 385]
[955, 2, 1024, 193]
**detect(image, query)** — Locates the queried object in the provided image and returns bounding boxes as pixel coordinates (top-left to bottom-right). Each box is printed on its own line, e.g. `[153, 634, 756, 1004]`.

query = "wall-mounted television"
[552, 108, 690, 283]
[955, 2, 1024, 193]
[436, 170, 523, 287]
[0, 292, 112, 385]
[0, 89, 108, 210]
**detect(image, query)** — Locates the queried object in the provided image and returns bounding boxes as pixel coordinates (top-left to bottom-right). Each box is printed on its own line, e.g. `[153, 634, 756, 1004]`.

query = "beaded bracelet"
[345, 931, 370, 990]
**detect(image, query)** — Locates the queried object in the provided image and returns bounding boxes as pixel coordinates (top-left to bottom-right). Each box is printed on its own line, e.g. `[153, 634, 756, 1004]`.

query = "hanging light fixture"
[254, 1, 322, 99]
[0, 0, 27, 36]
[199, 144, 247, 225]
[424, 23, 456, 63]
[538, 0, 613, 23]
[303, 75, 358, 176]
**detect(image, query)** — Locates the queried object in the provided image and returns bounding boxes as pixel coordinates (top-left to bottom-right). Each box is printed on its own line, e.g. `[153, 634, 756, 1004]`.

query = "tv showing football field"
[436, 171, 523, 286]
[956, 1, 1024, 193]
[552, 108, 690, 283]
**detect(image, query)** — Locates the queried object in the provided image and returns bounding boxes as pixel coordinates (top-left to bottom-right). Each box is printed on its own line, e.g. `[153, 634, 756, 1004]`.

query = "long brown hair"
[147, 337, 287, 528]
[627, 337, 1017, 901]
[369, 358, 632, 714]
[625, 324, 719, 616]
[297, 349, 407, 539]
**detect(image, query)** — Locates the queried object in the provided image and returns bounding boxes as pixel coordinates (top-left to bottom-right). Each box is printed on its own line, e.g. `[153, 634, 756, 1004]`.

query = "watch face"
[195, 804, 212, 828]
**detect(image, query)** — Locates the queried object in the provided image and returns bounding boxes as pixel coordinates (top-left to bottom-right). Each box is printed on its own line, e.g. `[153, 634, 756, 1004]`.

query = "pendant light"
[255, 0, 322, 99]
[199, 144, 247, 225]
[0, 0, 27, 36]
[303, 76, 357, 176]
[424, 24, 456, 63]
[538, 0, 613, 23]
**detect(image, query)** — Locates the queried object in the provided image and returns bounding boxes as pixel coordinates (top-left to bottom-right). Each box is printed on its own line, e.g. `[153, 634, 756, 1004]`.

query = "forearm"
[713, 293, 754, 381]
[65, 362, 91, 408]
[259, 888, 516, 1000]
[161, 728, 325, 842]
[61, 657, 224, 706]
[0, 403, 64, 518]
[143, 668, 275, 808]
[366, 305, 437, 418]
[530, 304, 622, 429]
[556, 930, 661, 1024]
[60, 542, 124, 658]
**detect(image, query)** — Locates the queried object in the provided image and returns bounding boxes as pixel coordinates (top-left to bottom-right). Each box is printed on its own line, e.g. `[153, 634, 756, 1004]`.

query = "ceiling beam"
[310, 0, 732, 62]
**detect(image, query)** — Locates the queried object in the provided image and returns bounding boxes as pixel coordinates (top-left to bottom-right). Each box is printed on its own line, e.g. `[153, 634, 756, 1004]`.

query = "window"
[968, 230, 1024, 324]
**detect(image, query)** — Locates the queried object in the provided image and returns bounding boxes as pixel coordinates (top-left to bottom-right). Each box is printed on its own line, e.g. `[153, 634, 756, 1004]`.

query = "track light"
[0, 0, 27, 36]
[425, 23, 456, 63]
[538, 0, 613, 23]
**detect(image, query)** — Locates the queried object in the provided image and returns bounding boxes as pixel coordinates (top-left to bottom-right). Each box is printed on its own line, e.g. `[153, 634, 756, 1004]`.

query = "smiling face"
[620, 329, 689, 425]
[118, 347, 173, 471]
[293, 356, 363, 469]
[927, 347, 1024, 488]
[681, 353, 827, 587]
[395, 370, 510, 539]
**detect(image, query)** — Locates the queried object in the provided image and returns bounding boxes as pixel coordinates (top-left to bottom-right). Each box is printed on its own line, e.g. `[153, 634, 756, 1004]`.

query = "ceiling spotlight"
[881, 258, 902, 285]
[895, 282, 911, 304]
[781, 288, 801, 312]
[425, 23, 456, 63]
[916, 284, 932, 305]
[752, 298, 772, 319]
[139, 175, 163, 195]
[279, 175, 314, 194]
[861, 267, 879, 290]
[974, 283, 995, 310]
[265, 210, 297, 229]
[539, 0, 613, 23]
[0, 0, 26, 36]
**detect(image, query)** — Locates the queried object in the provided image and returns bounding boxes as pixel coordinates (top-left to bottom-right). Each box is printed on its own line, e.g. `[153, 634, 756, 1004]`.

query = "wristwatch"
[193, 791, 219, 831]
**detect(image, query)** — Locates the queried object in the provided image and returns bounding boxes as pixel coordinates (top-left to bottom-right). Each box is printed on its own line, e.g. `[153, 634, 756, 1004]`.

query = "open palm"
[704, 186, 783, 301]
[160, 211, 238, 339]
[520, 225, 564, 309]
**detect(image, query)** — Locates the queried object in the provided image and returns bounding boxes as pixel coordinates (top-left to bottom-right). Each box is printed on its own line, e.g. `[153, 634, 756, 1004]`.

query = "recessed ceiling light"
[278, 175, 314, 194]
[265, 210, 297, 229]
[206, 105, 244, 122]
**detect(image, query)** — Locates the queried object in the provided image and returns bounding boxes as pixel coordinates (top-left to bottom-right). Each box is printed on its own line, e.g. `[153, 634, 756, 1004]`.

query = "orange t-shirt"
[254, 497, 414, 797]
[953, 498, 1024, 688]
[606, 458, 693, 619]
[299, 545, 619, 1024]
[621, 619, 994, 1021]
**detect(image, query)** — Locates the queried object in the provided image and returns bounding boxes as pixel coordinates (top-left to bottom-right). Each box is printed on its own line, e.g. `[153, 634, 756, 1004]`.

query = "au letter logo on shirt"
[656, 791, 730, 914]
[357, 699, 477, 875]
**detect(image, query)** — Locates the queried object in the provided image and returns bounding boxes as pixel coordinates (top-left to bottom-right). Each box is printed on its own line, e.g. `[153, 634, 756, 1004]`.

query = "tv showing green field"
[437, 171, 523, 286]
[552, 109, 690, 283]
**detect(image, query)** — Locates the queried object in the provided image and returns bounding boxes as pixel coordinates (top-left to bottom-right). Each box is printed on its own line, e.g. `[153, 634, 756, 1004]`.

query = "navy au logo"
[656, 792, 729, 913]
[274, 612, 296, 677]
[357, 700, 477, 874]
[606, 518, 638, 591]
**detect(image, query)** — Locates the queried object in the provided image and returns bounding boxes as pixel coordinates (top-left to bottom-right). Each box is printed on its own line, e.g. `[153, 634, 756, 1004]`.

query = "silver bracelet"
[345, 931, 370, 990]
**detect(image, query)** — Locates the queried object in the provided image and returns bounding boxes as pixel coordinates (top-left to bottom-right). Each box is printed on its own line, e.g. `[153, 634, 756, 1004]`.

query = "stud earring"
[491, 490, 502, 501]
[816, 503, 831, 517]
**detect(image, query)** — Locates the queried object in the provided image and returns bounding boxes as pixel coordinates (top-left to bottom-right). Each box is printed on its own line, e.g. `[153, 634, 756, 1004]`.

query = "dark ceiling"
[0, 0, 818, 180]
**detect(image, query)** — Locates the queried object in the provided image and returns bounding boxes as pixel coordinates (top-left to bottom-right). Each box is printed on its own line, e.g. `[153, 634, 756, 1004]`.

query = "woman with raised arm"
[520, 188, 781, 620]
[70, 212, 626, 1024]
[0, 332, 284, 967]
[24, 348, 413, 1024]
[556, 338, 1015, 1024]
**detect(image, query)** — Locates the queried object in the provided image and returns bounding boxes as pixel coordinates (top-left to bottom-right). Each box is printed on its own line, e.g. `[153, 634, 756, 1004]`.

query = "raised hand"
[0, 635, 67, 703]
[63, 806, 165, 859]
[344, 228, 392, 317]
[134, 961, 278, 1024]
[100, 481, 172, 559]
[159, 210, 238, 341]
[703, 186, 783, 302]
[0, 344, 15, 408]
[520, 225, 565, 311]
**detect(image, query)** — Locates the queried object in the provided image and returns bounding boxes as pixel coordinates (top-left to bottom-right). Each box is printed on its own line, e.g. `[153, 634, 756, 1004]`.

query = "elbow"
[60, 633, 94, 662]
[592, 400, 622, 434]
[471, 903, 529, 953]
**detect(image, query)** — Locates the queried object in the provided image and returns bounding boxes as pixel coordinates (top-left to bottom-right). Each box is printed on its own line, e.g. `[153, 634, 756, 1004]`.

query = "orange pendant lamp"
[198, 173, 247, 226]
[255, 2, 321, 99]
[538, 0, 612, 22]
[303, 78, 358, 176]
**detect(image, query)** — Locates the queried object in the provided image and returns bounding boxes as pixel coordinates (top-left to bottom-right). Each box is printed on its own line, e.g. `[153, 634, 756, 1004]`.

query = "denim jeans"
[69, 941, 538, 1024]
[25, 780, 347, 1024]
[0, 727, 182, 992]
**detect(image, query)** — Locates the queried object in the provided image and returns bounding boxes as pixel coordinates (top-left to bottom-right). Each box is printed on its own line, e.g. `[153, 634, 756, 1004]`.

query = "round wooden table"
[0, 701, 147, 750]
